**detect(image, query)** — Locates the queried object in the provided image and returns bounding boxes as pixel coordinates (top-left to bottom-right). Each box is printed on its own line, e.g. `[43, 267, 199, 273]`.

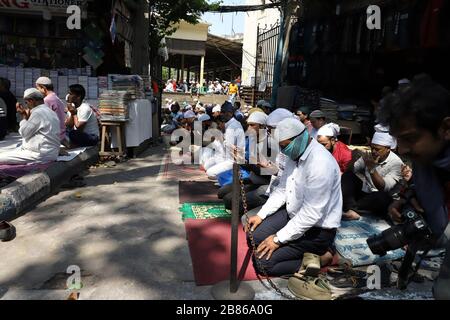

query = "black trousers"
[0, 118, 6, 140]
[248, 209, 336, 277]
[218, 183, 268, 215]
[341, 171, 392, 217]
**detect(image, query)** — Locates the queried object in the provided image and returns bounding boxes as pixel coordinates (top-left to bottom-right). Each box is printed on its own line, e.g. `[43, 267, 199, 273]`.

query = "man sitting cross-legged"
[341, 132, 404, 220]
[0, 89, 60, 165]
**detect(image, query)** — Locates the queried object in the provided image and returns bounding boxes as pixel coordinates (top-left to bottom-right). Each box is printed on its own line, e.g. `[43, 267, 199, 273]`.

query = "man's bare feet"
[320, 251, 334, 267]
[342, 210, 361, 221]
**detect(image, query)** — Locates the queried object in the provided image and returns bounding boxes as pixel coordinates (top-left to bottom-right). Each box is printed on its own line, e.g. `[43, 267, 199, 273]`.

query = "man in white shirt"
[342, 132, 404, 220]
[206, 101, 245, 178]
[246, 118, 342, 276]
[0, 89, 60, 164]
[65, 84, 100, 148]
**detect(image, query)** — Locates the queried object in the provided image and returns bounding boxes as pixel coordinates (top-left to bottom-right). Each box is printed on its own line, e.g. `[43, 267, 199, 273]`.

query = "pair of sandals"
[0, 221, 16, 242]
[327, 266, 368, 289]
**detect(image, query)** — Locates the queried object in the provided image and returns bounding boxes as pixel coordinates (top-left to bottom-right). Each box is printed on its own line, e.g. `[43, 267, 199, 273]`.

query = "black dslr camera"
[367, 204, 432, 256]
[366, 191, 435, 289]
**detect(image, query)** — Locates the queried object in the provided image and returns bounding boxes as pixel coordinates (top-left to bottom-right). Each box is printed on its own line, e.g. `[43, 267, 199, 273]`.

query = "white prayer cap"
[212, 105, 222, 113]
[35, 77, 52, 86]
[275, 118, 306, 142]
[23, 88, 44, 100]
[198, 106, 206, 113]
[374, 124, 397, 149]
[247, 111, 268, 125]
[372, 132, 396, 148]
[184, 105, 193, 111]
[197, 114, 211, 122]
[266, 108, 294, 128]
[398, 78, 410, 85]
[184, 110, 196, 119]
[374, 123, 390, 133]
[317, 123, 340, 138]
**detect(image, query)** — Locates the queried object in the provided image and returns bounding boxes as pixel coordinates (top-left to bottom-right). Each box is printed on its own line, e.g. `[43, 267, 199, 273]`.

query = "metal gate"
[253, 22, 280, 101]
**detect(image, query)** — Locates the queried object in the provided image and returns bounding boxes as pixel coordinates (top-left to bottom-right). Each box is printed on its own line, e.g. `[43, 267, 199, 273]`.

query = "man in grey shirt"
[342, 131, 404, 220]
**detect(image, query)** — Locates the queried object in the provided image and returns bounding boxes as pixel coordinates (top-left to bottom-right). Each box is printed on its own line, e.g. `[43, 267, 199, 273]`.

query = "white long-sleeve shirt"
[223, 117, 245, 160]
[19, 104, 61, 162]
[257, 139, 343, 243]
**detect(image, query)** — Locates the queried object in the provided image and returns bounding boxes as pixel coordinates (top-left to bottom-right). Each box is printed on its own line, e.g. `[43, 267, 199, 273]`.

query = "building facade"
[241, 0, 280, 87]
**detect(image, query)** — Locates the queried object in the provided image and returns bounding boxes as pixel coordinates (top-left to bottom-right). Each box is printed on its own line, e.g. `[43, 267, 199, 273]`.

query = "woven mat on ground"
[179, 181, 220, 204]
[157, 153, 209, 182]
[184, 218, 258, 285]
[335, 216, 405, 267]
[180, 202, 231, 221]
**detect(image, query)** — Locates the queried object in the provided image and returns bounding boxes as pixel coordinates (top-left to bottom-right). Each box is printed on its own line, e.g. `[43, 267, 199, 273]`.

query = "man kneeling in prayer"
[0, 89, 60, 165]
[246, 118, 342, 277]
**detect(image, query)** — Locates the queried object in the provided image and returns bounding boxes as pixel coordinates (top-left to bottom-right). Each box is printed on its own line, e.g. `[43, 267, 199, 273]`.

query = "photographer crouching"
[375, 74, 450, 299]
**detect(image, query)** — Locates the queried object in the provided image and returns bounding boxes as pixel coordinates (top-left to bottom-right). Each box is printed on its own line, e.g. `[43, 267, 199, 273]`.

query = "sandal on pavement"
[0, 221, 16, 242]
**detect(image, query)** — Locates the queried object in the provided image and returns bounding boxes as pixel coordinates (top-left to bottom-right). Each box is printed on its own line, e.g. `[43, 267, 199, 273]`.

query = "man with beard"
[317, 123, 352, 173]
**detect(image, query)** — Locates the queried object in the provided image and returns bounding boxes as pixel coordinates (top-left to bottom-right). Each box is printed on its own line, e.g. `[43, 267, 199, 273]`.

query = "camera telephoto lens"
[367, 225, 407, 256]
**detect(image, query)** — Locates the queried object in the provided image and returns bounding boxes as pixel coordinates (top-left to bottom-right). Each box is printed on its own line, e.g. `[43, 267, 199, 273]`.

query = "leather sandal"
[0, 221, 16, 242]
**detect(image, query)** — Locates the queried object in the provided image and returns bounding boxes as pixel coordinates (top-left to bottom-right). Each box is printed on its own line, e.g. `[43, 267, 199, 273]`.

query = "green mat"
[180, 202, 231, 221]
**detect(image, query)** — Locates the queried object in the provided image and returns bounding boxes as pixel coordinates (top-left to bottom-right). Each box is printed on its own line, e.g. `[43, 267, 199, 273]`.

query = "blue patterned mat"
[335, 216, 405, 267]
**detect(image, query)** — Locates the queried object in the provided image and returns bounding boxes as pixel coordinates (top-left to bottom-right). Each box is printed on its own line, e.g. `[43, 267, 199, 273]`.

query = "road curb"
[0, 148, 99, 221]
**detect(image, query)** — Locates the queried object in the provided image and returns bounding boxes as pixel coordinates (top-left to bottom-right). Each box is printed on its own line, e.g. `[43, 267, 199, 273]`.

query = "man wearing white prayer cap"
[183, 110, 196, 126]
[0, 88, 60, 165]
[341, 131, 404, 220]
[197, 113, 211, 123]
[374, 123, 397, 149]
[266, 108, 294, 129]
[36, 76, 66, 142]
[212, 104, 222, 119]
[246, 111, 269, 164]
[317, 123, 352, 173]
[247, 110, 268, 127]
[245, 117, 342, 277]
[248, 108, 295, 205]
[218, 111, 272, 217]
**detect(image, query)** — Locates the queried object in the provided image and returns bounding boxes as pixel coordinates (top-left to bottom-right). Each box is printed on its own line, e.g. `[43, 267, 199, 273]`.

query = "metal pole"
[230, 162, 240, 293]
[271, 3, 286, 107]
[253, 24, 260, 105]
[211, 162, 255, 300]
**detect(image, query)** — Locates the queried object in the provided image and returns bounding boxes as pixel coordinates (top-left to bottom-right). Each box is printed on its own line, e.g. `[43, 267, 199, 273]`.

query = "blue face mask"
[281, 131, 310, 161]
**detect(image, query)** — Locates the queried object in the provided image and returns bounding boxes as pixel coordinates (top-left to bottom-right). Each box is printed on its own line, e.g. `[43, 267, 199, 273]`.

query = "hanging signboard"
[0, 0, 88, 16]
